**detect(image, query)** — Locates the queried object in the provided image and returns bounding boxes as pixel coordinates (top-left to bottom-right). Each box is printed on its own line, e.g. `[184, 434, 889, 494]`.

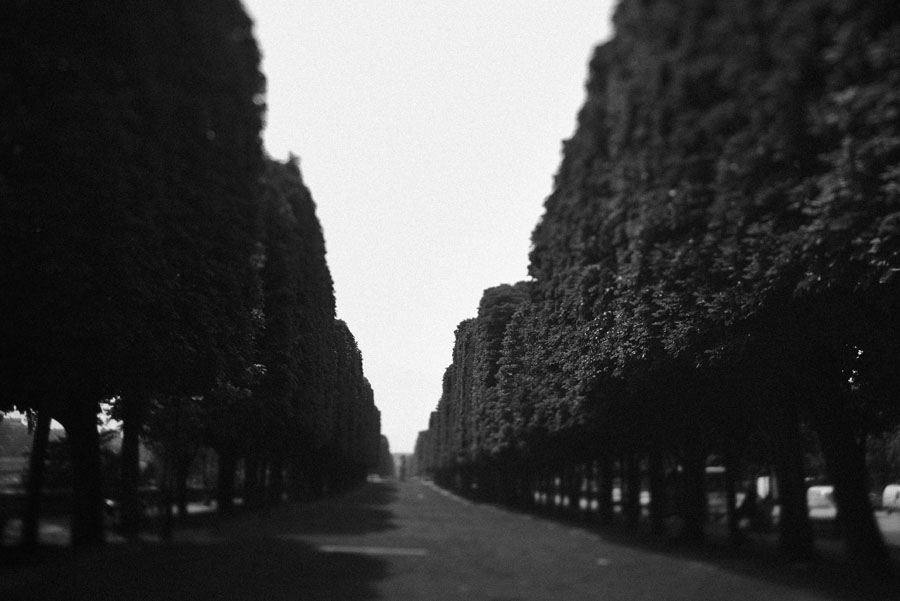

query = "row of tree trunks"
[239, 453, 288, 509]
[20, 400, 119, 547]
[434, 432, 815, 558]
[19, 402, 371, 547]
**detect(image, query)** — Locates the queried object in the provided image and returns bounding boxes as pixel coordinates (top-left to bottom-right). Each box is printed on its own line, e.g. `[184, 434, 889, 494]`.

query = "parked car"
[883, 484, 900, 514]
[806, 485, 837, 520]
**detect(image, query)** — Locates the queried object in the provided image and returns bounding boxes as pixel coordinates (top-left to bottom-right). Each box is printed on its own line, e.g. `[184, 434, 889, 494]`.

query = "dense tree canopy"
[1, 0, 267, 409]
[2, 2, 381, 545]
[2, 0, 268, 544]
[418, 0, 900, 571]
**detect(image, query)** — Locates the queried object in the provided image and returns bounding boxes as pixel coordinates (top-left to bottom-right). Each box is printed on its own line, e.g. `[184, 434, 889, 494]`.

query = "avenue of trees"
[416, 0, 900, 573]
[1, 0, 380, 546]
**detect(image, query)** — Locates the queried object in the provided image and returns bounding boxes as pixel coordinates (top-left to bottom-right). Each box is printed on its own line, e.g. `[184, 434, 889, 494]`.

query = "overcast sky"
[244, 1, 616, 453]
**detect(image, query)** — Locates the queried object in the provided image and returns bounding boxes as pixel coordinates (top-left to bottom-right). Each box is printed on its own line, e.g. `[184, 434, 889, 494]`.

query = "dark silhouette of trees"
[417, 0, 900, 573]
[2, 2, 380, 546]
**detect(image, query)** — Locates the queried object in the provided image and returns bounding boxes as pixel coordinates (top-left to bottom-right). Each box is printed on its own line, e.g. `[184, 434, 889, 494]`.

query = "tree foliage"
[1, 2, 381, 544]
[418, 0, 900, 570]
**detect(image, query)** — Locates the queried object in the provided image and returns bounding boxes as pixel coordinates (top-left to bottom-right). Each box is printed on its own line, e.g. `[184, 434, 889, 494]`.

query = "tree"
[1, 0, 265, 544]
[420, 0, 900, 571]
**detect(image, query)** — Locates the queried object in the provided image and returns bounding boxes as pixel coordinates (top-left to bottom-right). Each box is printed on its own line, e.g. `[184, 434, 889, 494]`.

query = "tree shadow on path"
[0, 482, 400, 601]
[257, 480, 399, 537]
[511, 503, 900, 601]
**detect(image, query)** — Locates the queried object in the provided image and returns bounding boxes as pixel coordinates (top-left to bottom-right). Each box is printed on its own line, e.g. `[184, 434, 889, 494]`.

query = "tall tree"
[1, 0, 265, 544]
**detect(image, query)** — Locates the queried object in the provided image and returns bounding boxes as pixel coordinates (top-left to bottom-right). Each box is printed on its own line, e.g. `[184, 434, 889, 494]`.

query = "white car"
[806, 485, 837, 520]
[883, 484, 900, 514]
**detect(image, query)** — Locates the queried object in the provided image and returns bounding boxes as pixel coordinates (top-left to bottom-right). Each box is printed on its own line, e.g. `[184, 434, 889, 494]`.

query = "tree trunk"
[494, 461, 507, 504]
[512, 461, 526, 507]
[119, 394, 144, 538]
[175, 456, 190, 520]
[269, 455, 284, 506]
[520, 464, 535, 509]
[534, 469, 547, 512]
[597, 457, 614, 525]
[817, 417, 890, 572]
[217, 448, 237, 515]
[544, 468, 554, 512]
[243, 453, 260, 509]
[569, 463, 585, 518]
[560, 465, 572, 515]
[459, 467, 473, 499]
[499, 466, 509, 505]
[771, 403, 814, 561]
[724, 446, 742, 545]
[66, 401, 104, 546]
[555, 467, 566, 515]
[648, 446, 666, 536]
[22, 407, 51, 548]
[554, 467, 565, 514]
[679, 441, 706, 544]
[158, 449, 174, 540]
[624, 454, 642, 528]
[287, 454, 304, 502]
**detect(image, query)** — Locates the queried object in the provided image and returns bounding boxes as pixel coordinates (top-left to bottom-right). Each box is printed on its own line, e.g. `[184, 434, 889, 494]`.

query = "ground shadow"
[217, 481, 400, 538]
[0, 481, 402, 600]
[492, 500, 900, 601]
[0, 537, 387, 601]
[285, 480, 399, 535]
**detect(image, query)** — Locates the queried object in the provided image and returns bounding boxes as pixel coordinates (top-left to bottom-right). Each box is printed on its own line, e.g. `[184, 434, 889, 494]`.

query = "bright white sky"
[244, 1, 616, 453]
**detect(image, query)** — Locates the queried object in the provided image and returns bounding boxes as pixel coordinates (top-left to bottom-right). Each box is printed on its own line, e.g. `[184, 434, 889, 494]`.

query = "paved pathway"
[0, 479, 897, 600]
